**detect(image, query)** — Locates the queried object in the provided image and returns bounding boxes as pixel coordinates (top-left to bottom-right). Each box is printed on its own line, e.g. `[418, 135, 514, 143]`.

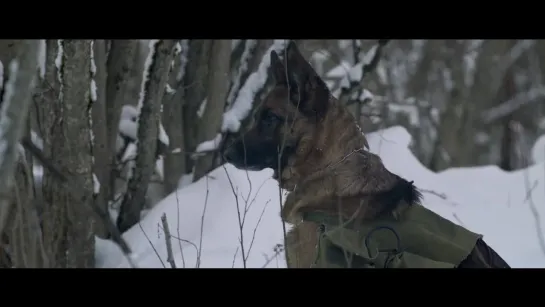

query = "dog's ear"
[270, 50, 287, 85]
[283, 41, 330, 119]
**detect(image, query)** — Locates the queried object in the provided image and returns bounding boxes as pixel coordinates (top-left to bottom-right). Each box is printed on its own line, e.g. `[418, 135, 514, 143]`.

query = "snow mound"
[96, 126, 545, 268]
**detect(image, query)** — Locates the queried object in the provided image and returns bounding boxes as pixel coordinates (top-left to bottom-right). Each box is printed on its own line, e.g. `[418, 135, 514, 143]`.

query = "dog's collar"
[301, 211, 358, 229]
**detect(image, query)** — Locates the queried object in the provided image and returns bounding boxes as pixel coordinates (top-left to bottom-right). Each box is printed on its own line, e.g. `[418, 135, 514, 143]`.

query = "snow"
[155, 156, 164, 181]
[90, 80, 97, 102]
[55, 40, 64, 102]
[178, 173, 194, 188]
[118, 118, 138, 140]
[37, 40, 46, 79]
[310, 50, 330, 76]
[119, 104, 169, 147]
[221, 40, 287, 133]
[54, 40, 63, 73]
[532, 134, 545, 164]
[0, 60, 19, 168]
[137, 40, 159, 110]
[95, 125, 545, 268]
[325, 61, 351, 78]
[30, 130, 43, 150]
[89, 41, 96, 75]
[339, 62, 363, 89]
[176, 40, 188, 83]
[226, 40, 257, 107]
[158, 122, 169, 146]
[165, 84, 176, 94]
[194, 134, 222, 154]
[93, 173, 100, 195]
[197, 98, 207, 118]
[362, 45, 378, 65]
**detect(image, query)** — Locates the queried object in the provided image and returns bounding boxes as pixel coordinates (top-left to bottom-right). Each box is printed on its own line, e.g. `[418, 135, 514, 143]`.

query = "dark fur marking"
[372, 177, 423, 217]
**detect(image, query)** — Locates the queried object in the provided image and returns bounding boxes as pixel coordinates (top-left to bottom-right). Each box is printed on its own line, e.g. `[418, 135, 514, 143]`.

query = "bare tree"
[40, 40, 96, 268]
[116, 40, 176, 233]
[193, 40, 231, 181]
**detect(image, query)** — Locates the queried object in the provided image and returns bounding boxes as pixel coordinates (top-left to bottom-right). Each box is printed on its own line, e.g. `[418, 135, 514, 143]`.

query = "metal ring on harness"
[364, 226, 403, 258]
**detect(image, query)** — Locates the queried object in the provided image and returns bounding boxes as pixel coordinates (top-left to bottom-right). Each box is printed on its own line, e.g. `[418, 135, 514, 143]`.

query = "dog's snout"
[223, 145, 238, 164]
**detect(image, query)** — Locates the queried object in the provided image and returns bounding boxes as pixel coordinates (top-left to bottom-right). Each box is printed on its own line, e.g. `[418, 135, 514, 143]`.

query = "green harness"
[303, 204, 482, 268]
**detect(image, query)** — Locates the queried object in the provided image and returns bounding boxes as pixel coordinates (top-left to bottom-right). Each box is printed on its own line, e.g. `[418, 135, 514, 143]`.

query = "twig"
[261, 244, 284, 268]
[160, 213, 176, 268]
[222, 165, 247, 268]
[174, 189, 185, 267]
[231, 246, 239, 268]
[418, 188, 447, 200]
[196, 174, 210, 268]
[138, 221, 165, 268]
[511, 121, 545, 257]
[246, 199, 270, 259]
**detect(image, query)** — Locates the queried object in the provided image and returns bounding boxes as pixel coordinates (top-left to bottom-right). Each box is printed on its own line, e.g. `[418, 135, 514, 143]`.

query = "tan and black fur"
[224, 41, 510, 268]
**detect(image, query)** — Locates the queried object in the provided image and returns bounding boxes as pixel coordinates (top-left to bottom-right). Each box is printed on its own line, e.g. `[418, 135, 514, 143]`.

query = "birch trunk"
[116, 40, 176, 233]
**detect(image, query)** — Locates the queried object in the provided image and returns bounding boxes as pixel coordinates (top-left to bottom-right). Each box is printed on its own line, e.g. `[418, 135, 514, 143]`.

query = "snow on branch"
[193, 133, 222, 158]
[55, 40, 64, 102]
[89, 41, 97, 189]
[337, 39, 389, 106]
[221, 40, 287, 133]
[37, 40, 46, 80]
[488, 40, 535, 100]
[137, 40, 160, 111]
[226, 40, 257, 108]
[481, 86, 545, 124]
[176, 40, 189, 83]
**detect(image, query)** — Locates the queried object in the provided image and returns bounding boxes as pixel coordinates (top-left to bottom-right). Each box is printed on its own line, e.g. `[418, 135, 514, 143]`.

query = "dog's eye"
[263, 113, 281, 127]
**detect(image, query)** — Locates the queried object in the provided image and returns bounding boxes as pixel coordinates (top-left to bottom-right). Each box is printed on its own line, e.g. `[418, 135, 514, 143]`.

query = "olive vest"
[303, 204, 482, 268]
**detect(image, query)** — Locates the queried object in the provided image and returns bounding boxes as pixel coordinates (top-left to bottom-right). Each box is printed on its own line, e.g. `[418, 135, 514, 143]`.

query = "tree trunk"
[90, 40, 109, 237]
[193, 40, 231, 181]
[162, 41, 187, 194]
[182, 40, 212, 175]
[105, 40, 139, 201]
[125, 41, 145, 107]
[116, 40, 176, 233]
[41, 40, 96, 268]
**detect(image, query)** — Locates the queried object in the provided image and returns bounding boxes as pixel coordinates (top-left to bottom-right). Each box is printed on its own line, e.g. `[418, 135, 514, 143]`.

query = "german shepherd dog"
[224, 41, 510, 268]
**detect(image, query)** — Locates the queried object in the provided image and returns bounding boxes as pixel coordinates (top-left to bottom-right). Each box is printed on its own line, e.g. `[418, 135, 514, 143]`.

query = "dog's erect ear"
[270, 50, 287, 85]
[283, 41, 330, 119]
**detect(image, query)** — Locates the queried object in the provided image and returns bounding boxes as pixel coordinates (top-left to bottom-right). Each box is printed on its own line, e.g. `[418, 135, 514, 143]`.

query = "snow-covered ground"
[94, 125, 545, 268]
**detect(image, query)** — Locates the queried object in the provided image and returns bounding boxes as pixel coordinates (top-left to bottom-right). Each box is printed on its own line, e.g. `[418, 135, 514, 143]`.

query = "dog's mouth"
[230, 163, 264, 172]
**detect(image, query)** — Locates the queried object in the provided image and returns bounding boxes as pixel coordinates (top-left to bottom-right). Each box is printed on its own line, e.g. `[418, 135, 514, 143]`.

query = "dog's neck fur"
[279, 100, 419, 225]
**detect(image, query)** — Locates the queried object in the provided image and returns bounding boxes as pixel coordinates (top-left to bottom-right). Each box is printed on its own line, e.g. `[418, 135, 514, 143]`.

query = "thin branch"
[481, 86, 545, 124]
[196, 174, 210, 268]
[160, 213, 177, 268]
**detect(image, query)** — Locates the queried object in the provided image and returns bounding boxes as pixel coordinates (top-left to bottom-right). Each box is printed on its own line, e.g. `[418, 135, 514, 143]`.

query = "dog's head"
[224, 41, 333, 179]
